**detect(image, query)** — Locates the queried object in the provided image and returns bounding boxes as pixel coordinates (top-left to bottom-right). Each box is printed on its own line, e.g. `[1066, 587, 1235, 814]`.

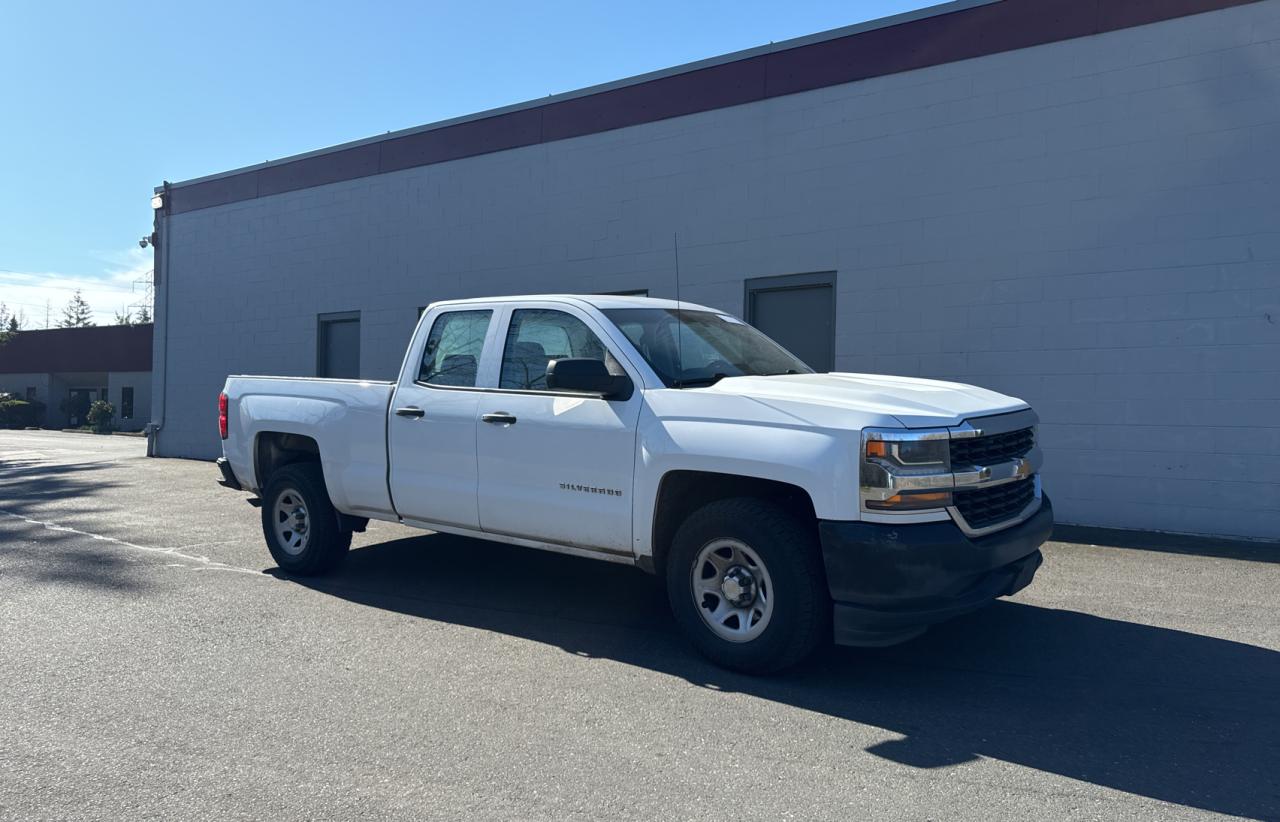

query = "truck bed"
[221, 375, 397, 517]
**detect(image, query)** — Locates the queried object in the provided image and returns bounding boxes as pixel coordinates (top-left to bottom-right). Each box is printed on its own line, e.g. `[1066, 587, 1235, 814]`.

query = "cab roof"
[426, 294, 721, 312]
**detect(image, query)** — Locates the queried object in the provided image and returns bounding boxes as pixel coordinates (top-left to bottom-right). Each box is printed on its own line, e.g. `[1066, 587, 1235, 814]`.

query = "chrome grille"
[950, 427, 1034, 466]
[953, 477, 1036, 531]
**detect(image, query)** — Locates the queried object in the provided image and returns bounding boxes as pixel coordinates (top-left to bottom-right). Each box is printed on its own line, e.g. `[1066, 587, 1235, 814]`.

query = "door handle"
[481, 412, 517, 425]
[395, 406, 425, 418]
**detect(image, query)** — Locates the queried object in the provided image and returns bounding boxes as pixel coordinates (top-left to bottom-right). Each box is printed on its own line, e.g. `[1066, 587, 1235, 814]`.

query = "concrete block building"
[0, 325, 152, 431]
[150, 0, 1280, 539]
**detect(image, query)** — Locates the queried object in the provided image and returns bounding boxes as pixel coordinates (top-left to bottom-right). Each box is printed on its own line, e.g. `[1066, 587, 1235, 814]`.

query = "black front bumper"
[819, 495, 1053, 646]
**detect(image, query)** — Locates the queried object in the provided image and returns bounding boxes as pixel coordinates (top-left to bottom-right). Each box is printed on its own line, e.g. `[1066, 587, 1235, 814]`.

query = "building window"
[121, 387, 134, 420]
[317, 311, 361, 379]
[25, 387, 36, 402]
[417, 310, 492, 387]
[744, 272, 836, 373]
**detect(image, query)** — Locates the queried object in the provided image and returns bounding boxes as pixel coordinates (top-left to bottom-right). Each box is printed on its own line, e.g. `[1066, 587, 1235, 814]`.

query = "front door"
[476, 306, 641, 554]
[66, 389, 93, 427]
[387, 308, 494, 529]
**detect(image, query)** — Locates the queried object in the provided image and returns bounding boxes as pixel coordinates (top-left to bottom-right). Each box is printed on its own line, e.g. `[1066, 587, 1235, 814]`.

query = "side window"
[499, 309, 619, 390]
[417, 310, 492, 387]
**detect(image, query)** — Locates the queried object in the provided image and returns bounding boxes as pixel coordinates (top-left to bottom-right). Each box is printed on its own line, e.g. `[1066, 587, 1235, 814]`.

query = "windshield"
[602, 308, 813, 388]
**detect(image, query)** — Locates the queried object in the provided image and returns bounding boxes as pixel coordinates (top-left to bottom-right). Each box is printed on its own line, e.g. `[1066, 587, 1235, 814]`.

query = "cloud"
[0, 248, 154, 328]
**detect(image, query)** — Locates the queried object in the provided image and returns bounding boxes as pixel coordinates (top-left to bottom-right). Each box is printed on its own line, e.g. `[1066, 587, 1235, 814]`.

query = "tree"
[135, 303, 151, 324]
[59, 290, 95, 328]
[113, 307, 134, 326]
[0, 303, 18, 344]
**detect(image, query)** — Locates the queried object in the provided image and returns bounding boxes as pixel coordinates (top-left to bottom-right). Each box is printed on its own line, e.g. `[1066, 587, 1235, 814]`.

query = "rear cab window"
[418, 310, 493, 387]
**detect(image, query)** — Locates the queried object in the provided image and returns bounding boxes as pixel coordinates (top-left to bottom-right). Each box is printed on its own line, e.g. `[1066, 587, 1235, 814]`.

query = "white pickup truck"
[217, 295, 1051, 672]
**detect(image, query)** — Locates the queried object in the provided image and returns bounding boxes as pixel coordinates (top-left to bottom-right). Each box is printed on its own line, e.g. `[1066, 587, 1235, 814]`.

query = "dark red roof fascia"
[167, 0, 1260, 215]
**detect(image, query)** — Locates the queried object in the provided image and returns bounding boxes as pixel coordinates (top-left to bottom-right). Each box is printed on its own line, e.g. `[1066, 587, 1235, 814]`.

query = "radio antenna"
[673, 232, 683, 376]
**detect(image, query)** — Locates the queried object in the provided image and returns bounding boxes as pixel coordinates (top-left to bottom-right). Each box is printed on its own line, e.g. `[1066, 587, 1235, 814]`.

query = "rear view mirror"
[545, 358, 633, 399]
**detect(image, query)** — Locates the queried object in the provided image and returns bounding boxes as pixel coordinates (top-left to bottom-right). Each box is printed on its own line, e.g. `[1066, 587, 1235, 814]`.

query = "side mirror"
[545, 358, 633, 399]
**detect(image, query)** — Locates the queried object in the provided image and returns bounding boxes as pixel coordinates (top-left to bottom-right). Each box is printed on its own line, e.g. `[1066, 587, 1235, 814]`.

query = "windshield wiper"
[760, 369, 802, 377]
[671, 373, 729, 388]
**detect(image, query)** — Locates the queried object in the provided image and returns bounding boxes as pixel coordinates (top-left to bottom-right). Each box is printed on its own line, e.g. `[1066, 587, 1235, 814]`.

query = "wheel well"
[255, 432, 321, 489]
[253, 432, 368, 533]
[649, 471, 817, 576]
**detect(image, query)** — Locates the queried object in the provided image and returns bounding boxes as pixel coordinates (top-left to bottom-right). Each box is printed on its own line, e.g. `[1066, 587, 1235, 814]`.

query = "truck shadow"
[285, 531, 1279, 819]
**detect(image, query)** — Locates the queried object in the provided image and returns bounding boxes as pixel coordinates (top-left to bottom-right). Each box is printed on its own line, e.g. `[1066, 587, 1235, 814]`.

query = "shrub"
[87, 399, 115, 433]
[0, 399, 44, 429]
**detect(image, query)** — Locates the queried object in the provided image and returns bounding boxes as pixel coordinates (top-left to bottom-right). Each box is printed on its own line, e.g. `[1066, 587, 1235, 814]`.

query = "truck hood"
[697, 372, 1028, 429]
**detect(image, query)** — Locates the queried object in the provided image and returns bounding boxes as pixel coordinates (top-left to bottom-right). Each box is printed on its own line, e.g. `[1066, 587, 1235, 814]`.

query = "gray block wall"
[154, 1, 1280, 539]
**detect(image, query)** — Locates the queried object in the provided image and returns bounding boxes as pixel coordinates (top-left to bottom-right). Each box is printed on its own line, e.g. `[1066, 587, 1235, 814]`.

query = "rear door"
[475, 303, 642, 554]
[387, 307, 496, 529]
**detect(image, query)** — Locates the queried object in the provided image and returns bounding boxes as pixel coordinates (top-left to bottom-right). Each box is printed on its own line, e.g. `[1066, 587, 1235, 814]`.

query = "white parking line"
[0, 509, 267, 577]
[0, 451, 48, 461]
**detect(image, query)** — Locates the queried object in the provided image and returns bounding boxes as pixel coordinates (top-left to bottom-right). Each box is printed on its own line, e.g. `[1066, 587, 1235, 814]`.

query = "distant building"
[0, 324, 152, 431]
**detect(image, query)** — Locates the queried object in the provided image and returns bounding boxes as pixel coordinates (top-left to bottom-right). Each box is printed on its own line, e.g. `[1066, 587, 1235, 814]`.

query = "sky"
[0, 0, 936, 327]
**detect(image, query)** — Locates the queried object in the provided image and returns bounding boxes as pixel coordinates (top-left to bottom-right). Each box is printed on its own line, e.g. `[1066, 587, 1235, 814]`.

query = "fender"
[631, 406, 861, 560]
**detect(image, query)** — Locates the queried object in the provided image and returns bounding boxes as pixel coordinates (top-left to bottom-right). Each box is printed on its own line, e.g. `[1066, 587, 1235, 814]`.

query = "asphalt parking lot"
[1, 430, 1277, 821]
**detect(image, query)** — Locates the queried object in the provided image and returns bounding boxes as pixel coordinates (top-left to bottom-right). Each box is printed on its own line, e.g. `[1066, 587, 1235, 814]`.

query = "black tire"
[260, 463, 352, 576]
[665, 497, 830, 674]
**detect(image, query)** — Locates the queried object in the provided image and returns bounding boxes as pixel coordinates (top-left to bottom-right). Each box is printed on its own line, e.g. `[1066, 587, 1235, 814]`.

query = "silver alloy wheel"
[272, 488, 310, 556]
[691, 538, 775, 643]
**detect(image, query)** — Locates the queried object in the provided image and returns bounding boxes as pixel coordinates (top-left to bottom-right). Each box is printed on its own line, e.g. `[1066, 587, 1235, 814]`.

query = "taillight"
[218, 392, 229, 440]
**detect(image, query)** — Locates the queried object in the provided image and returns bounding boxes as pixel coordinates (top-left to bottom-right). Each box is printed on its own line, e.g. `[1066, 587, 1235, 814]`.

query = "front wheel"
[666, 497, 830, 674]
[260, 463, 352, 575]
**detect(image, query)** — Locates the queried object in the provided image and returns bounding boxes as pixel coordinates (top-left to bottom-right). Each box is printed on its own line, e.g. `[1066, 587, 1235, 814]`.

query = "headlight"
[860, 428, 952, 512]
[865, 438, 949, 468]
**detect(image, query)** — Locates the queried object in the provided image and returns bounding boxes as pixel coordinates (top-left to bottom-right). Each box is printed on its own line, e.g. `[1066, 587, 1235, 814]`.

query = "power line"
[0, 278, 138, 295]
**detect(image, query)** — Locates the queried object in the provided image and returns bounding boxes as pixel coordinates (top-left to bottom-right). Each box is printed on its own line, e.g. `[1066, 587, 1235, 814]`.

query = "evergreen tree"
[59, 290, 95, 328]
[135, 303, 151, 324]
[113, 307, 134, 326]
[0, 304, 18, 344]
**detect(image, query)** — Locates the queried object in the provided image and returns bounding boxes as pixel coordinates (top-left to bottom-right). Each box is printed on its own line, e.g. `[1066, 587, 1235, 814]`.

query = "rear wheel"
[260, 463, 351, 575]
[666, 497, 830, 673]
